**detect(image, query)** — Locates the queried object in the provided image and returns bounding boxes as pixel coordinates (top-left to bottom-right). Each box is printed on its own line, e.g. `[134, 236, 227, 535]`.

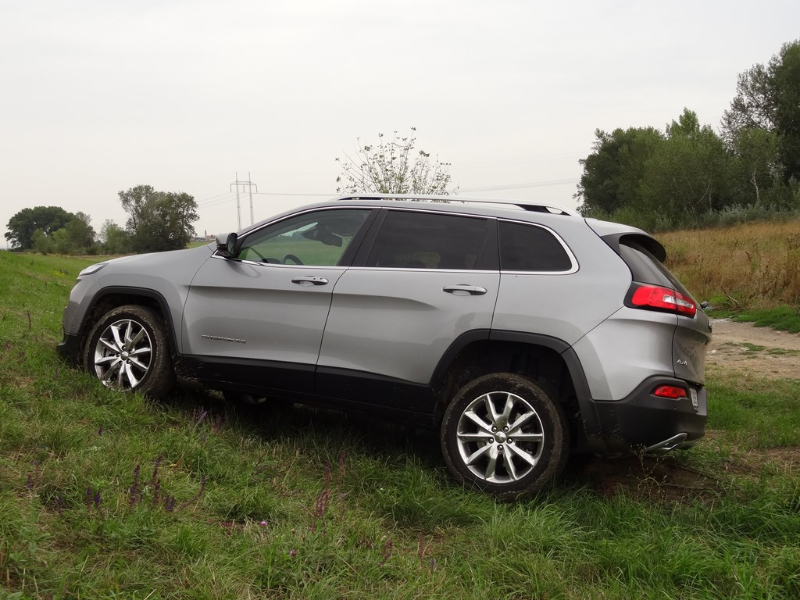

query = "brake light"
[653, 385, 687, 399]
[630, 285, 697, 318]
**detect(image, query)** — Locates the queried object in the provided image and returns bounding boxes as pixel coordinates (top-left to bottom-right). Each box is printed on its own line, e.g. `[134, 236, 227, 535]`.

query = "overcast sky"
[1, 0, 798, 245]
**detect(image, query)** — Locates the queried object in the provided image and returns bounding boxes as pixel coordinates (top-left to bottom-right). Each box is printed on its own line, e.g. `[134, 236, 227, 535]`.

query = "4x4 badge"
[676, 359, 688, 366]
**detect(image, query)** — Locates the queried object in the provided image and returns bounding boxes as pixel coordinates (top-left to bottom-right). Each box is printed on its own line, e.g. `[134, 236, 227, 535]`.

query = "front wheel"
[440, 373, 569, 499]
[83, 305, 175, 397]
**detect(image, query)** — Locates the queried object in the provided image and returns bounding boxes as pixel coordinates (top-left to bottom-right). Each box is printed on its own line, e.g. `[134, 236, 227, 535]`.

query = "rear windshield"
[619, 239, 693, 299]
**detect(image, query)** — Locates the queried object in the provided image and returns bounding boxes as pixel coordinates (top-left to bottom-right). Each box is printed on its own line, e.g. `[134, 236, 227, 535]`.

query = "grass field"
[1, 251, 799, 598]
[662, 221, 800, 310]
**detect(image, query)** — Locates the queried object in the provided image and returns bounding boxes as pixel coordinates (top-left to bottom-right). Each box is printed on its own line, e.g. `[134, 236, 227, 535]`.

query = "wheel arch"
[78, 287, 179, 356]
[430, 329, 600, 446]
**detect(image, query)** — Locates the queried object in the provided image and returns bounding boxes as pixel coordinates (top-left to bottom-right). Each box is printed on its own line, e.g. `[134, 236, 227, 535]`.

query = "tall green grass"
[1, 251, 799, 598]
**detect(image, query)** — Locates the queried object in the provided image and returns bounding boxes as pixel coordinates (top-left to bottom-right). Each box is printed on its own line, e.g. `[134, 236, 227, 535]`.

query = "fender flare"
[82, 286, 180, 355]
[430, 329, 600, 435]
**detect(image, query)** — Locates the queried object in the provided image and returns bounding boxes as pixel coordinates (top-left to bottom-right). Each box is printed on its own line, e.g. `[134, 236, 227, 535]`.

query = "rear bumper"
[590, 376, 707, 453]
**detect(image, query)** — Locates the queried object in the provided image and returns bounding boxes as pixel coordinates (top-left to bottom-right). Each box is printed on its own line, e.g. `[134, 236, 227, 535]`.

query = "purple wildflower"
[150, 455, 162, 486]
[379, 538, 394, 566]
[129, 464, 141, 506]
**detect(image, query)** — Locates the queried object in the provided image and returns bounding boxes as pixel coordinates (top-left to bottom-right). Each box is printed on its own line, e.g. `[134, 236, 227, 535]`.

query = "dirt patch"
[566, 453, 723, 503]
[706, 319, 800, 380]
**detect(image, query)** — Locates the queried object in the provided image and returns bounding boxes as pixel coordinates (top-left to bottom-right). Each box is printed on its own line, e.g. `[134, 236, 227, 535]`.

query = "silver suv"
[58, 195, 711, 498]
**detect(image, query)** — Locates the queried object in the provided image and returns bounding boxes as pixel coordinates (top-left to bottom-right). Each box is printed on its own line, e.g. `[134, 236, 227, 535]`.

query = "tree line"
[4, 185, 199, 255]
[577, 39, 800, 231]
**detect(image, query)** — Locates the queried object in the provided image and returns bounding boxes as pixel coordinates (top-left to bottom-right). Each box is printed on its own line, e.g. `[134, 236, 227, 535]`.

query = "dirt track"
[706, 319, 800, 380]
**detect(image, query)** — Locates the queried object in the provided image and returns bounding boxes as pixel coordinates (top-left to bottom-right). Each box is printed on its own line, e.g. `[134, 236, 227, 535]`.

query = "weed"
[1, 251, 799, 598]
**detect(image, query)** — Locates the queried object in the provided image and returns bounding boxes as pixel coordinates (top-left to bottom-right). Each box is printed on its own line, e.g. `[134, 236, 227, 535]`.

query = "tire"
[440, 373, 569, 499]
[83, 305, 175, 398]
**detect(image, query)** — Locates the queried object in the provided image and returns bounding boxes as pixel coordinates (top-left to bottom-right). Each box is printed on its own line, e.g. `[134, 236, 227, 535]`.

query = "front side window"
[499, 221, 573, 272]
[237, 209, 370, 266]
[366, 211, 491, 270]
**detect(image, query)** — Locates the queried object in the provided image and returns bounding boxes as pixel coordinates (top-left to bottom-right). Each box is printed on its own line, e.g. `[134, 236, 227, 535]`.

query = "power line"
[459, 178, 579, 193]
[252, 192, 333, 197]
[197, 192, 236, 208]
[196, 190, 235, 205]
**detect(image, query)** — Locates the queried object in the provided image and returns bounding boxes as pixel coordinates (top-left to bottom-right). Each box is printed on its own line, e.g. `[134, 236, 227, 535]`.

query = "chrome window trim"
[209, 254, 348, 270]
[346, 267, 499, 275]
[384, 206, 497, 221]
[211, 205, 374, 263]
[497, 218, 579, 275]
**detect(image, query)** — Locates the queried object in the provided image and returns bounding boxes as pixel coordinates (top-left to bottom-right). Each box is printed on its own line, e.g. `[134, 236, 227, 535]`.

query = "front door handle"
[291, 277, 329, 286]
[443, 284, 488, 296]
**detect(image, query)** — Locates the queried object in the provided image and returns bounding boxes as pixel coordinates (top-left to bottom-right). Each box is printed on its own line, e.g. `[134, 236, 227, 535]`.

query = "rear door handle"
[443, 284, 488, 296]
[291, 277, 329, 286]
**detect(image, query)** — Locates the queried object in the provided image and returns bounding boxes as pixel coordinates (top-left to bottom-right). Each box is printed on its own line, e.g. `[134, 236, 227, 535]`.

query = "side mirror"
[215, 233, 239, 258]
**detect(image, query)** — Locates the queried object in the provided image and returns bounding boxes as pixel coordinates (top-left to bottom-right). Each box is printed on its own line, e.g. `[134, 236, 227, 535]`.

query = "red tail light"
[629, 285, 697, 318]
[653, 385, 687, 399]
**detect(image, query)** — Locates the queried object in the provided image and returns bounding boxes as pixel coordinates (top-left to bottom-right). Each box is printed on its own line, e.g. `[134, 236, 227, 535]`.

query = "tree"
[335, 128, 456, 195]
[59, 212, 96, 254]
[722, 40, 800, 182]
[100, 219, 131, 254]
[5, 206, 74, 250]
[576, 127, 663, 215]
[118, 186, 199, 253]
[640, 110, 733, 221]
[576, 109, 738, 230]
[731, 127, 779, 205]
[29, 212, 96, 255]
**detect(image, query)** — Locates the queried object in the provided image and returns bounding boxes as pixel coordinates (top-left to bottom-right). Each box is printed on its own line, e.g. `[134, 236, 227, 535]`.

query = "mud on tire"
[83, 305, 175, 398]
[440, 372, 569, 499]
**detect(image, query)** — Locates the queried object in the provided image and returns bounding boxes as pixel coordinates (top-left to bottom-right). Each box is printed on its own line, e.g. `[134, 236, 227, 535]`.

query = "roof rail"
[335, 194, 579, 216]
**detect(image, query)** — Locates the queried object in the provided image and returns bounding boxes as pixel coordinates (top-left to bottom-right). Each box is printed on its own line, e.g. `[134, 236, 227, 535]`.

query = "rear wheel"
[83, 305, 175, 397]
[440, 373, 569, 499]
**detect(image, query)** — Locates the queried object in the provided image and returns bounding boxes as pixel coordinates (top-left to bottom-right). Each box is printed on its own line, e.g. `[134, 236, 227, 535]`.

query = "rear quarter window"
[499, 221, 573, 272]
[619, 239, 693, 298]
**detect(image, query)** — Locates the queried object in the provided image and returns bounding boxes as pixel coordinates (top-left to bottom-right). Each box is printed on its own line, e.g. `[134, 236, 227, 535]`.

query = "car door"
[181, 207, 373, 393]
[316, 209, 500, 412]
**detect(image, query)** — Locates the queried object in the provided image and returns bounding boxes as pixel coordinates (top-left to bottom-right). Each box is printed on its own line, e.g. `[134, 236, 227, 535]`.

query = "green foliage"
[722, 39, 800, 184]
[730, 306, 800, 333]
[580, 40, 800, 231]
[16, 210, 97, 256]
[579, 109, 741, 229]
[1, 252, 800, 598]
[5, 206, 75, 250]
[336, 128, 456, 195]
[576, 127, 663, 215]
[118, 185, 199, 253]
[99, 219, 131, 254]
[642, 110, 733, 219]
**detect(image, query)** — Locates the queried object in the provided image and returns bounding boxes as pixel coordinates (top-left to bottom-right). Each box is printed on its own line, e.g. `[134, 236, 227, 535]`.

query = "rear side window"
[619, 240, 693, 298]
[366, 211, 492, 270]
[499, 221, 573, 272]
